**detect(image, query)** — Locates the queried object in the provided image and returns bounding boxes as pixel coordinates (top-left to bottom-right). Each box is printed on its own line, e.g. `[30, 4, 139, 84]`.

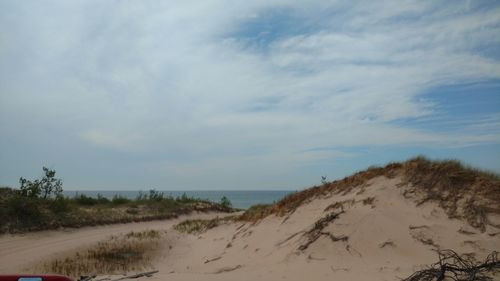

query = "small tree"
[220, 196, 232, 209]
[19, 167, 63, 199]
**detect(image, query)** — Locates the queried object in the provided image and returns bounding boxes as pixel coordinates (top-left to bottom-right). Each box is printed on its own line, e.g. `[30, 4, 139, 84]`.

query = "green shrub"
[96, 193, 110, 204]
[19, 167, 63, 199]
[49, 197, 71, 214]
[175, 192, 204, 203]
[7, 196, 42, 224]
[136, 189, 166, 202]
[74, 194, 99, 206]
[112, 195, 131, 205]
[220, 196, 232, 209]
[148, 189, 164, 201]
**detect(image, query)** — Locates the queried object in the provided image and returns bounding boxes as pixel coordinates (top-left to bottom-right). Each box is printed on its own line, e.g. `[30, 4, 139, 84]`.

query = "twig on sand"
[109, 270, 159, 281]
[204, 256, 222, 264]
[214, 265, 242, 274]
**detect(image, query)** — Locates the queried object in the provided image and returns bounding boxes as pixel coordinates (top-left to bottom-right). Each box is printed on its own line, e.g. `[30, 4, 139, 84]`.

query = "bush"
[112, 195, 131, 205]
[19, 167, 63, 199]
[136, 189, 164, 201]
[176, 192, 200, 203]
[150, 189, 165, 201]
[74, 194, 99, 206]
[220, 196, 232, 209]
[96, 193, 110, 204]
[7, 196, 42, 224]
[49, 197, 71, 214]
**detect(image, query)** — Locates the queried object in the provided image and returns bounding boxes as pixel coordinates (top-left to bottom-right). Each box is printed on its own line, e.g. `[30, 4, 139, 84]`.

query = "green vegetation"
[0, 167, 234, 233]
[36, 230, 164, 278]
[220, 195, 232, 209]
[238, 203, 272, 221]
[19, 167, 63, 199]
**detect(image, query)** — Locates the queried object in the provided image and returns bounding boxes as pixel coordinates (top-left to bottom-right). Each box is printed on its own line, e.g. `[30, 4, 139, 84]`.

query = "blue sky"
[0, 1, 499, 190]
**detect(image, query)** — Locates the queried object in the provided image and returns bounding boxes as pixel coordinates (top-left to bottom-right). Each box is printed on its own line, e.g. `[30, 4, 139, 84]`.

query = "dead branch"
[403, 250, 500, 281]
[110, 270, 159, 281]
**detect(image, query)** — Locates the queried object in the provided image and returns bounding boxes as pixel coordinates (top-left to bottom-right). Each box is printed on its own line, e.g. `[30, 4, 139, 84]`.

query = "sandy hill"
[154, 157, 500, 280]
[1, 157, 499, 281]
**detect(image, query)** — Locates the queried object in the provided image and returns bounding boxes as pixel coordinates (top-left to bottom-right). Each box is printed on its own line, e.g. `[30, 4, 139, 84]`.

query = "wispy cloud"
[0, 1, 499, 189]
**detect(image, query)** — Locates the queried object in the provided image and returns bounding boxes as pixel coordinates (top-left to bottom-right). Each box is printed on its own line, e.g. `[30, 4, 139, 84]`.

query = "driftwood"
[403, 250, 500, 281]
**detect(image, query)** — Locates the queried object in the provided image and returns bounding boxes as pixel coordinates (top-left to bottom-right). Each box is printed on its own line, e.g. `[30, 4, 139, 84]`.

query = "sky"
[0, 0, 499, 191]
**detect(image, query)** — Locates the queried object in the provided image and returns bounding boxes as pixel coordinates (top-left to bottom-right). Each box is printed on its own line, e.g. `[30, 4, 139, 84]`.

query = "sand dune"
[1, 160, 499, 280]
[147, 176, 499, 280]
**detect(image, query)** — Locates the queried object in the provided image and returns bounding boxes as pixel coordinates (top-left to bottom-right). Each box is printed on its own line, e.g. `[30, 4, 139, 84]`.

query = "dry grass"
[36, 230, 164, 278]
[238, 204, 273, 221]
[401, 157, 500, 231]
[298, 211, 347, 251]
[240, 164, 399, 222]
[239, 156, 500, 232]
[174, 216, 236, 234]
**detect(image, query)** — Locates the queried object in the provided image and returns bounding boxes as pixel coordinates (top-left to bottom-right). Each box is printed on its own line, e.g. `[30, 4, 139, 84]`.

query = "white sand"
[1, 176, 499, 280]
[149, 176, 499, 280]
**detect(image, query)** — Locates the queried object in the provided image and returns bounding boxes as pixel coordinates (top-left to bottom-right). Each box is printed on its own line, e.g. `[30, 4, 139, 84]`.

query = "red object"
[0, 275, 73, 281]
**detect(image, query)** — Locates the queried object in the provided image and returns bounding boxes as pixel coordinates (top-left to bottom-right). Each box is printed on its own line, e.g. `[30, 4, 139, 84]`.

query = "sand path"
[0, 212, 225, 273]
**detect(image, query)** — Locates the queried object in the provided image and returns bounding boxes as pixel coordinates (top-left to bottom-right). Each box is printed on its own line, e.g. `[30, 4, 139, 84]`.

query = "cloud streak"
[0, 1, 499, 189]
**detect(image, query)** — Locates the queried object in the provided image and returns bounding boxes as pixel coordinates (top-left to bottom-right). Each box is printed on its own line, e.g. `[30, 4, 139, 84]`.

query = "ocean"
[62, 190, 294, 209]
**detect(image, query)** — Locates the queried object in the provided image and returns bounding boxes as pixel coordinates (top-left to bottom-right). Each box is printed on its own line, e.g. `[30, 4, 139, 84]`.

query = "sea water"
[63, 190, 294, 209]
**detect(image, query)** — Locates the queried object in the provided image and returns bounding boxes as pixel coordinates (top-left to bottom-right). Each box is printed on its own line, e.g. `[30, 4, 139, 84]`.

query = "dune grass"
[239, 156, 500, 232]
[174, 216, 236, 234]
[36, 230, 164, 278]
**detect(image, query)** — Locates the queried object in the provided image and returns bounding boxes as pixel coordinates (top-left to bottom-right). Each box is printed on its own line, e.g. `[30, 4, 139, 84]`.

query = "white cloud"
[0, 0, 499, 188]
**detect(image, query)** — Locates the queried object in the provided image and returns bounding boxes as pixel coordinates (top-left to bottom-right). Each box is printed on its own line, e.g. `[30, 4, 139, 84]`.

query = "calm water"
[63, 190, 294, 209]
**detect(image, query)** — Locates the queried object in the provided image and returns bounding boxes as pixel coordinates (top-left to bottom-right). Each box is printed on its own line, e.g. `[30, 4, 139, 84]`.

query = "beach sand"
[1, 176, 499, 280]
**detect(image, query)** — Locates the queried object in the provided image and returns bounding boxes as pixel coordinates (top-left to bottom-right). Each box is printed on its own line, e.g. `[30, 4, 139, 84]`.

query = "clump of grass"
[362, 196, 376, 206]
[37, 230, 163, 278]
[238, 204, 272, 222]
[174, 216, 235, 234]
[125, 229, 161, 239]
[73, 194, 110, 206]
[401, 157, 500, 231]
[111, 195, 131, 205]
